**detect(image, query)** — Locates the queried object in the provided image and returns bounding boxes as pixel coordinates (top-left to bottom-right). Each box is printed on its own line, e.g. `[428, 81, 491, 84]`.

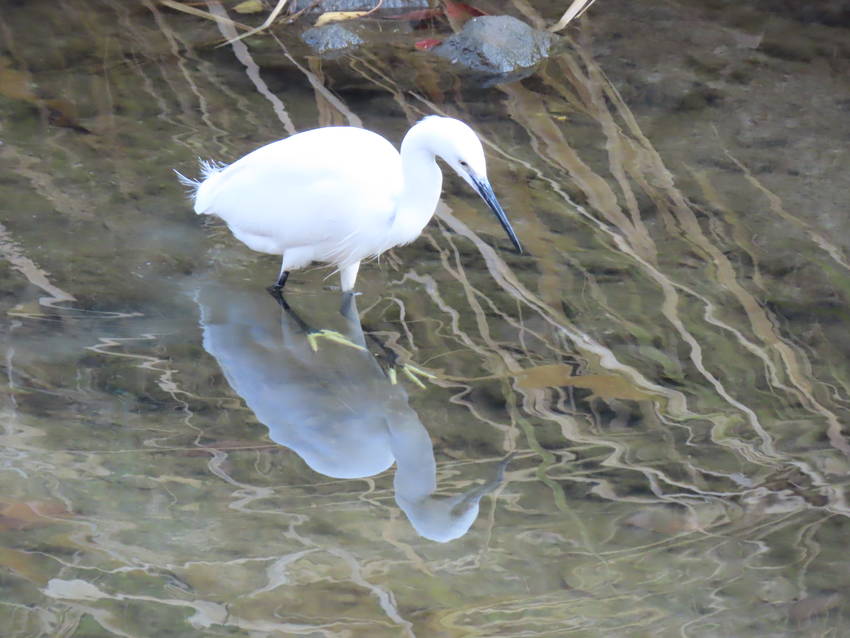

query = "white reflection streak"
[247, 549, 320, 596]
[0, 222, 75, 308]
[43, 578, 316, 634]
[437, 201, 782, 464]
[271, 33, 364, 128]
[143, 0, 222, 141]
[0, 328, 26, 476]
[206, 1, 296, 136]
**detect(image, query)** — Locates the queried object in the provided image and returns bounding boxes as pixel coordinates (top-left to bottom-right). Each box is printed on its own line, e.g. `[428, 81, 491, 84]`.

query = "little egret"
[176, 116, 522, 292]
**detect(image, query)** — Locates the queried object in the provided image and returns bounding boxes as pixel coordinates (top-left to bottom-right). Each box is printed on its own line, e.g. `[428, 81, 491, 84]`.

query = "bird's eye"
[459, 160, 469, 168]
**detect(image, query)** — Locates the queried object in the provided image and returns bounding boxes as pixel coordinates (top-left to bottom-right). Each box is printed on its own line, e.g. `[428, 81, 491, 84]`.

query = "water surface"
[1, 1, 849, 636]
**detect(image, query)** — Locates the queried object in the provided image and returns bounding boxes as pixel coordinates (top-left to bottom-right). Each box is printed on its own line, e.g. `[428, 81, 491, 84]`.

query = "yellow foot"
[306, 329, 367, 353]
[388, 362, 437, 389]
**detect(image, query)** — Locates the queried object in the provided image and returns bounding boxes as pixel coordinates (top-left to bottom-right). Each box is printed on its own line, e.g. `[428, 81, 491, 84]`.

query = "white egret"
[176, 116, 522, 292]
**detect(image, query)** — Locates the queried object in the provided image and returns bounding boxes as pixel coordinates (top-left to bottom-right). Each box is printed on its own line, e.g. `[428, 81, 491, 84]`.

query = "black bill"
[472, 175, 523, 254]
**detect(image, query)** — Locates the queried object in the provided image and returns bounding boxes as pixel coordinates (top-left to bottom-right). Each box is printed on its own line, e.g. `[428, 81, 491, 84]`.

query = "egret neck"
[391, 126, 444, 246]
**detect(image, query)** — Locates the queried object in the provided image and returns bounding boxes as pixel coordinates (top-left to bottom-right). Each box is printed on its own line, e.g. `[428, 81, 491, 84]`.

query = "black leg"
[365, 330, 401, 369]
[360, 327, 435, 388]
[266, 287, 366, 354]
[267, 285, 289, 309]
[266, 271, 290, 304]
[271, 270, 289, 291]
[267, 285, 313, 334]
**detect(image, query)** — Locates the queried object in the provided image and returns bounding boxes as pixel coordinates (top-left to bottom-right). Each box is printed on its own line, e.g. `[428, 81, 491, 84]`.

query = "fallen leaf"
[0, 57, 38, 102]
[443, 0, 486, 19]
[43, 98, 90, 133]
[0, 60, 89, 132]
[514, 365, 655, 401]
[0, 500, 73, 531]
[314, 11, 368, 27]
[233, 0, 265, 13]
[0, 548, 54, 585]
[442, 0, 486, 31]
[415, 38, 442, 50]
[790, 593, 841, 623]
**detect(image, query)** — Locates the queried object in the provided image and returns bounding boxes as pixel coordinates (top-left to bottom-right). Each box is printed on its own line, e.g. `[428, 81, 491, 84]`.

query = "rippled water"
[2, 1, 850, 636]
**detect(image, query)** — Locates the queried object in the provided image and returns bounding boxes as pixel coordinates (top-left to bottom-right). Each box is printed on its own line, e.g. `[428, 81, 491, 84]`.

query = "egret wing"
[196, 128, 402, 254]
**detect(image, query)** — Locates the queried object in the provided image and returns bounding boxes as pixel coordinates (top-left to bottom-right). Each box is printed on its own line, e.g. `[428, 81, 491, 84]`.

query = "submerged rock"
[432, 15, 552, 84]
[300, 22, 365, 56]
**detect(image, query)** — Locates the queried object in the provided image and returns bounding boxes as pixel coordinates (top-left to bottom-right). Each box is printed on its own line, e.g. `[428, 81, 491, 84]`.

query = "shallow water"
[2, 1, 850, 636]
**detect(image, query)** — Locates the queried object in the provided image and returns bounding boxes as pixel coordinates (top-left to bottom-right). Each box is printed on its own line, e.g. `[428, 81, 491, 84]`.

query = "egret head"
[420, 117, 523, 254]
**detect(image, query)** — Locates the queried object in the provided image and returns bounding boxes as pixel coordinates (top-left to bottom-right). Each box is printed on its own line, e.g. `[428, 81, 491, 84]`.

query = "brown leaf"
[0, 57, 38, 102]
[790, 593, 841, 623]
[0, 500, 73, 531]
[0, 60, 89, 133]
[442, 0, 486, 31]
[43, 98, 90, 133]
[0, 547, 54, 585]
[415, 38, 442, 50]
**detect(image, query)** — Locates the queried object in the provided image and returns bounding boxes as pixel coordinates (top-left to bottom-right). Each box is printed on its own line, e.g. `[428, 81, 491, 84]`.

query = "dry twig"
[159, 0, 251, 30]
[549, 0, 597, 32]
[222, 0, 292, 46]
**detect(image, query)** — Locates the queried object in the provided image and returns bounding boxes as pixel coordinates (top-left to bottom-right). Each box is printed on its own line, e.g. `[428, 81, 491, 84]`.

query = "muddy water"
[2, 1, 850, 636]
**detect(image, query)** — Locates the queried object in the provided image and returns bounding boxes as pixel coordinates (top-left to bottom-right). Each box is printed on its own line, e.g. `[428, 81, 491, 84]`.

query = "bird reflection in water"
[195, 283, 511, 542]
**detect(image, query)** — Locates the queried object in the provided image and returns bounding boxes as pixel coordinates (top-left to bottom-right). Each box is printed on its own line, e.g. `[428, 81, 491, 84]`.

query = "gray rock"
[300, 22, 364, 56]
[432, 15, 552, 83]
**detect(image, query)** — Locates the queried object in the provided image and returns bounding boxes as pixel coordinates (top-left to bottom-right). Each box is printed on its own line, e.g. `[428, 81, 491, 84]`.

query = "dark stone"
[432, 15, 552, 85]
[300, 23, 365, 56]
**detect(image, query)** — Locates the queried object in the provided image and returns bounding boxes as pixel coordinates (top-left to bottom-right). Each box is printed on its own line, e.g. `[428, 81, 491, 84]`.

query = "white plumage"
[177, 116, 521, 292]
